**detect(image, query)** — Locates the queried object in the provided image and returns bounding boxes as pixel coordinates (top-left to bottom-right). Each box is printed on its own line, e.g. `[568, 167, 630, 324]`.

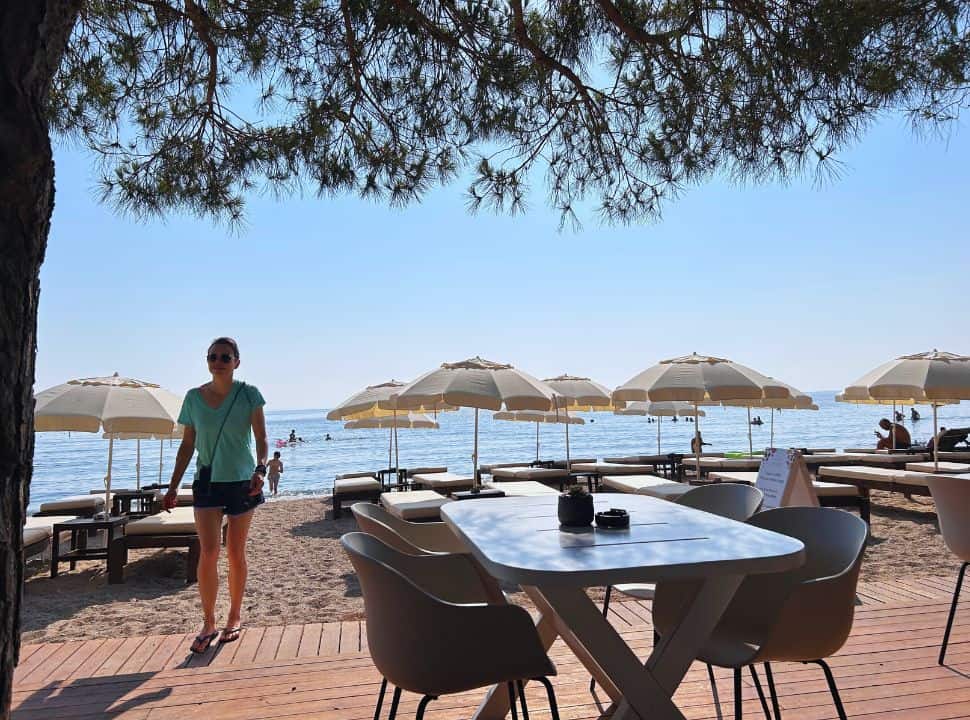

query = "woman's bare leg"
[224, 508, 255, 632]
[194, 507, 225, 648]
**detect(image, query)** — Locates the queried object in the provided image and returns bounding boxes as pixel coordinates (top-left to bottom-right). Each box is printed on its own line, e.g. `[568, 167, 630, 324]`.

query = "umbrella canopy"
[35, 373, 182, 434]
[345, 413, 439, 430]
[614, 402, 706, 455]
[543, 374, 618, 471]
[614, 353, 794, 471]
[614, 401, 704, 417]
[326, 380, 455, 420]
[494, 410, 584, 462]
[395, 357, 556, 483]
[842, 350, 970, 468]
[36, 373, 183, 511]
[845, 350, 970, 402]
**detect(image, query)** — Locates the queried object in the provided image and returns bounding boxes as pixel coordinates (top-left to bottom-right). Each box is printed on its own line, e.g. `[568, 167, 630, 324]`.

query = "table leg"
[50, 530, 60, 578]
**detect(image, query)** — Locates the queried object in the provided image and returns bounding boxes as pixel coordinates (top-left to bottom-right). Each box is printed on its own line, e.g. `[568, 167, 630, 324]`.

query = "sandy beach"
[21, 492, 962, 645]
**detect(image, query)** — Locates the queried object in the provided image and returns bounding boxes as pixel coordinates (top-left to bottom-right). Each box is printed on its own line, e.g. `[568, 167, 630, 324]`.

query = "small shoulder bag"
[195, 382, 246, 495]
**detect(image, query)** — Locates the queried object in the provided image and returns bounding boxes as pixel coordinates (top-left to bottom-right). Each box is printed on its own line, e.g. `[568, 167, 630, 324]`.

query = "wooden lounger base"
[819, 494, 872, 525]
[108, 534, 200, 585]
[333, 489, 381, 519]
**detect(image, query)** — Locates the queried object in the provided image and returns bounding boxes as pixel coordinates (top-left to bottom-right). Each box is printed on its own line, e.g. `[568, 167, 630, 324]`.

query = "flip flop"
[220, 626, 242, 644]
[190, 631, 219, 654]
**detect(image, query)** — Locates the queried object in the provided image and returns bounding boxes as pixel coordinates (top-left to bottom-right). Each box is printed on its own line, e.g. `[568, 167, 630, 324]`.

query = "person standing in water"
[164, 336, 267, 653]
[267, 451, 284, 495]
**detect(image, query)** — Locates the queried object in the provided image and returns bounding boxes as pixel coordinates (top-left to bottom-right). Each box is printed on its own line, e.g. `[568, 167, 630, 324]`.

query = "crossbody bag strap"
[204, 382, 246, 465]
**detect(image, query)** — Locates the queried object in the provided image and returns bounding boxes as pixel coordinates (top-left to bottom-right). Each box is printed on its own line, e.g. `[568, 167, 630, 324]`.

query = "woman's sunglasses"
[206, 353, 235, 363]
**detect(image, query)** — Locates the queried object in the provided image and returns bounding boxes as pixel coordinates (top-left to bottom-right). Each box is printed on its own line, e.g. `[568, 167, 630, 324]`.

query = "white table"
[442, 495, 804, 720]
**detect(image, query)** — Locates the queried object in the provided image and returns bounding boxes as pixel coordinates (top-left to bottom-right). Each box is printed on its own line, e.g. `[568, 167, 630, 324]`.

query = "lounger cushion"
[381, 490, 452, 521]
[480, 462, 531, 473]
[126, 506, 198, 535]
[39, 495, 105, 514]
[906, 461, 970, 474]
[336, 472, 379, 481]
[483, 481, 559, 497]
[601, 475, 657, 493]
[491, 467, 568, 481]
[335, 477, 382, 494]
[570, 462, 657, 474]
[635, 479, 690, 501]
[405, 466, 448, 477]
[548, 458, 596, 469]
[411, 472, 474, 489]
[23, 526, 51, 547]
[489, 466, 535, 478]
[812, 481, 860, 497]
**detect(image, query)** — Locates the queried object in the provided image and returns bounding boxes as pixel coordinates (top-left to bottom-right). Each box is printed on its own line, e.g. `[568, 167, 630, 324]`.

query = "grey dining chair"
[926, 475, 970, 665]
[653, 506, 868, 720]
[342, 532, 561, 720]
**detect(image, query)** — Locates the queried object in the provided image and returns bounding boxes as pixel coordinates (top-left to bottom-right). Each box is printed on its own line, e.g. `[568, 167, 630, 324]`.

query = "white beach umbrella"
[102, 426, 184, 488]
[721, 380, 815, 453]
[842, 350, 970, 468]
[394, 357, 556, 484]
[614, 401, 705, 454]
[327, 380, 454, 472]
[36, 373, 182, 511]
[494, 410, 584, 462]
[542, 374, 618, 471]
[344, 413, 440, 473]
[614, 353, 794, 472]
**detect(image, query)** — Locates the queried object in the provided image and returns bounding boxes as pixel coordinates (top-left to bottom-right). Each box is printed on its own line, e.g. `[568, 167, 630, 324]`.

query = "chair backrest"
[350, 502, 468, 554]
[341, 532, 552, 696]
[676, 482, 763, 522]
[927, 475, 970, 562]
[350, 502, 429, 555]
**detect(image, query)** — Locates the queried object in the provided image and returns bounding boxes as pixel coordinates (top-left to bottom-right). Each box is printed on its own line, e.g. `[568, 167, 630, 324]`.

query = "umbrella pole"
[770, 409, 775, 447]
[933, 403, 939, 471]
[657, 416, 661, 455]
[387, 427, 393, 474]
[892, 401, 897, 450]
[473, 408, 480, 487]
[565, 407, 571, 473]
[693, 403, 701, 479]
[747, 407, 753, 456]
[158, 440, 164, 484]
[393, 410, 399, 473]
[105, 436, 114, 518]
[536, 422, 540, 463]
[136, 439, 141, 490]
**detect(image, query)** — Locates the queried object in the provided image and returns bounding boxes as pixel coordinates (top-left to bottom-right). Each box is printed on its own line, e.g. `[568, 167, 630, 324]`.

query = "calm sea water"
[28, 392, 969, 512]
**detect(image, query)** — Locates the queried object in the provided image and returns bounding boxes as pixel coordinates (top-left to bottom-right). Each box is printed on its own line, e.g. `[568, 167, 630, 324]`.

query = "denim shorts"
[192, 479, 265, 515]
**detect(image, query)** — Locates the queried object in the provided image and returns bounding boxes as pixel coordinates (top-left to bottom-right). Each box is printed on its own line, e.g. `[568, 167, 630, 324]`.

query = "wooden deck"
[12, 575, 970, 719]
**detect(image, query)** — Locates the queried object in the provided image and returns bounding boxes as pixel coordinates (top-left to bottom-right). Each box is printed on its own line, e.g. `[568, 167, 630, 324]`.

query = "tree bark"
[0, 3, 79, 718]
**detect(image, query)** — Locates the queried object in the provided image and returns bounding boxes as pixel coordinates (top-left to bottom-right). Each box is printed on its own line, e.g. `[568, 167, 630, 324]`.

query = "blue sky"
[37, 114, 969, 410]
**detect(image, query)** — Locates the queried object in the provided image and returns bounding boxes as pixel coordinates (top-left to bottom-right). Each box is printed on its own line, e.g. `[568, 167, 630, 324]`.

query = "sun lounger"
[35, 495, 105, 518]
[332, 472, 382, 519]
[598, 473, 687, 500]
[410, 471, 475, 493]
[799, 448, 838, 454]
[490, 466, 572, 489]
[380, 490, 453, 521]
[679, 456, 762, 480]
[22, 516, 77, 563]
[479, 462, 533, 475]
[817, 465, 932, 517]
[107, 506, 212, 584]
[938, 451, 970, 462]
[709, 469, 870, 522]
[403, 466, 448, 478]
[547, 458, 596, 469]
[906, 461, 970, 474]
[482, 480, 559, 497]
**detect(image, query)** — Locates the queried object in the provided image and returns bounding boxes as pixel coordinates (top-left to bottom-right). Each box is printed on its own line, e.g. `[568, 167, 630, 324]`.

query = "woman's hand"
[249, 472, 265, 496]
[163, 488, 178, 511]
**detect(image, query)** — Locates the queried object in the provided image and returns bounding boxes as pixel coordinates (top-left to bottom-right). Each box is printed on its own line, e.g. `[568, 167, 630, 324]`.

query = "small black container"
[558, 493, 594, 527]
[595, 508, 630, 529]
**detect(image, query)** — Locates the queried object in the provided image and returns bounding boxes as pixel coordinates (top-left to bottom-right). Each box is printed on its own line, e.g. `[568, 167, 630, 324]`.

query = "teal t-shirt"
[178, 381, 266, 483]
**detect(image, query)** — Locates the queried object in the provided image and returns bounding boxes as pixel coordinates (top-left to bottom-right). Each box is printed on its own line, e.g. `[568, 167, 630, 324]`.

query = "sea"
[28, 392, 969, 512]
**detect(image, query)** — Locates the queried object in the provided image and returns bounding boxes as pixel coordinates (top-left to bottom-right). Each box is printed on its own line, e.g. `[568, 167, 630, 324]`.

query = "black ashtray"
[595, 508, 630, 529]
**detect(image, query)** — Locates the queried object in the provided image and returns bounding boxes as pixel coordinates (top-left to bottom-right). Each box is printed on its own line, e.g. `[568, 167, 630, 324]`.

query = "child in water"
[267, 451, 284, 495]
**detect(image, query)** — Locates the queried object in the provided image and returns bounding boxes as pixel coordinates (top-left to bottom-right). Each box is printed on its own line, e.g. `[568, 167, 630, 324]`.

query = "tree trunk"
[0, 3, 79, 718]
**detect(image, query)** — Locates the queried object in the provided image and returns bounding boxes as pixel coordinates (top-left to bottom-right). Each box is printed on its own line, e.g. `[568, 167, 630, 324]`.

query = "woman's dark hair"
[209, 336, 240, 358]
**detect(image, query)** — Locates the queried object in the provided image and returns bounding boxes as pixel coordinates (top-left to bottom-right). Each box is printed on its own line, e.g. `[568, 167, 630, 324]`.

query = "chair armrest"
[407, 521, 469, 554]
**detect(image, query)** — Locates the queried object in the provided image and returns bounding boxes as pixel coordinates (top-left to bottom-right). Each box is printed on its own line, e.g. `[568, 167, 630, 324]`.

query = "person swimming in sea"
[288, 429, 297, 443]
[325, 433, 332, 441]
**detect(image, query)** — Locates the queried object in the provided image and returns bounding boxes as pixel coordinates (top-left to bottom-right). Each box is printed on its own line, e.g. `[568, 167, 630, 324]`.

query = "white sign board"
[756, 449, 819, 510]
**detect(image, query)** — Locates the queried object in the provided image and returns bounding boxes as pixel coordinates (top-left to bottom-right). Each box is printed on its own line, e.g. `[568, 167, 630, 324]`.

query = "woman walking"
[164, 337, 268, 653]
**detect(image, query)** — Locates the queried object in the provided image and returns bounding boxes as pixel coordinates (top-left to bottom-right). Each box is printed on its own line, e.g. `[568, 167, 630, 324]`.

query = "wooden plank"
[253, 626, 283, 663]
[338, 621, 359, 654]
[297, 623, 322, 658]
[116, 635, 166, 676]
[92, 636, 146, 677]
[318, 623, 340, 656]
[274, 625, 303, 660]
[41, 640, 105, 684]
[232, 627, 265, 666]
[139, 634, 186, 673]
[17, 641, 83, 686]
